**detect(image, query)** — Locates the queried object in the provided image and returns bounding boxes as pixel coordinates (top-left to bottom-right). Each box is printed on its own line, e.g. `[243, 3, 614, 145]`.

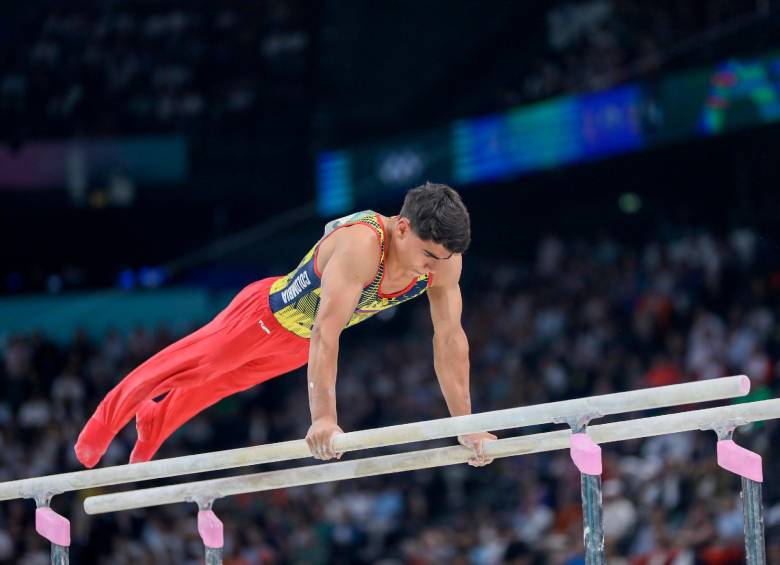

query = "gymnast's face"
[394, 217, 453, 276]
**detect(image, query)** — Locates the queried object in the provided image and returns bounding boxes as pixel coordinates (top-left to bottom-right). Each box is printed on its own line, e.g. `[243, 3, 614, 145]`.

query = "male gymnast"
[74, 182, 496, 468]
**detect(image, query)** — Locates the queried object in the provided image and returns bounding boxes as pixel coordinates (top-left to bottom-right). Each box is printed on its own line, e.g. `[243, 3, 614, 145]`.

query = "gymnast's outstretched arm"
[428, 255, 496, 466]
[305, 230, 377, 460]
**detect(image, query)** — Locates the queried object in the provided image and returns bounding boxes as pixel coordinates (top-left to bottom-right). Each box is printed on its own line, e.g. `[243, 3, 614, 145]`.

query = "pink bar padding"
[570, 433, 603, 475]
[717, 439, 763, 483]
[35, 508, 71, 547]
[198, 510, 224, 549]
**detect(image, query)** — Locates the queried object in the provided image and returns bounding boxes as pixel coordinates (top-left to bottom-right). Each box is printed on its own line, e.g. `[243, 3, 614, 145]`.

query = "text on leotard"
[281, 271, 312, 304]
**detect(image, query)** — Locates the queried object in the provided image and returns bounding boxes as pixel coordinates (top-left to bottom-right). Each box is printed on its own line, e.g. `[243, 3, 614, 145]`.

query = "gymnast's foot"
[129, 438, 161, 464]
[74, 417, 115, 468]
[129, 399, 162, 463]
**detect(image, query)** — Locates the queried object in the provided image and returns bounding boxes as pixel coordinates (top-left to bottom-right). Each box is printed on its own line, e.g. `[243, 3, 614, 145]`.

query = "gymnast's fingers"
[330, 431, 344, 460]
[468, 439, 484, 466]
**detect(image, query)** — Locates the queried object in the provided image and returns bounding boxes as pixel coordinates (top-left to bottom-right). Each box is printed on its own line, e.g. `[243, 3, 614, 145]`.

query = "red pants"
[74, 277, 309, 468]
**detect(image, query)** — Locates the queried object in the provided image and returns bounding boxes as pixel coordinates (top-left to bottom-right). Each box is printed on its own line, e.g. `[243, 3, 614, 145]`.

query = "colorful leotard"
[268, 210, 432, 338]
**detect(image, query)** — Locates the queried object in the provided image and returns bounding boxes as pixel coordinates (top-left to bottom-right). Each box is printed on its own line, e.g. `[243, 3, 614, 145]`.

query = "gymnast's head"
[392, 182, 471, 275]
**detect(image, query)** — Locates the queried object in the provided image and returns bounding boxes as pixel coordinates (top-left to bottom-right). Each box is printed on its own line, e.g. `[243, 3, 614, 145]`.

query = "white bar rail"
[83, 397, 780, 515]
[0, 375, 749, 501]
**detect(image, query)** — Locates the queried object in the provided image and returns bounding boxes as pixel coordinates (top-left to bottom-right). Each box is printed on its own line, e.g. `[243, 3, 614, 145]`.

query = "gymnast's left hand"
[458, 432, 497, 467]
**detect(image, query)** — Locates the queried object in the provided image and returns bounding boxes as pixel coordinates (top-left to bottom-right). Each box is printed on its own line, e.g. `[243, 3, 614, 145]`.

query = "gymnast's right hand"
[306, 417, 344, 460]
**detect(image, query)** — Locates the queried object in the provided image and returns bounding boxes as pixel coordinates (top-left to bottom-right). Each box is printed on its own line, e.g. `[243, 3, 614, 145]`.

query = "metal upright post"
[707, 420, 766, 565]
[33, 496, 70, 565]
[740, 474, 765, 565]
[193, 498, 224, 565]
[557, 414, 605, 565]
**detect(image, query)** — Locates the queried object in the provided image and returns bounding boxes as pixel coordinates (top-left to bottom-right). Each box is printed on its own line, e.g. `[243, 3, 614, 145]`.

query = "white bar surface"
[0, 375, 749, 501]
[84, 398, 780, 515]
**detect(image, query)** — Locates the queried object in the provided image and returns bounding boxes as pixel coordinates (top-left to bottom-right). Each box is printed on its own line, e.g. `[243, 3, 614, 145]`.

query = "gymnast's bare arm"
[428, 255, 496, 466]
[305, 226, 379, 460]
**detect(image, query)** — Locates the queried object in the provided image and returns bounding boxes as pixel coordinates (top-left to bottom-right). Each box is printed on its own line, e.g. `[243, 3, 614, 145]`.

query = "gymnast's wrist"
[310, 413, 338, 426]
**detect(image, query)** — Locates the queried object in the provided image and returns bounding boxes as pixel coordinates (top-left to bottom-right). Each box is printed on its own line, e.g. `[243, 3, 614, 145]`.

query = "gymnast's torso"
[268, 210, 432, 338]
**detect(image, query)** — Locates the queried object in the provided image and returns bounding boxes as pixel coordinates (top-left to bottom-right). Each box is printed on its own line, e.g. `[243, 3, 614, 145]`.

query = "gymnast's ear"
[395, 216, 414, 239]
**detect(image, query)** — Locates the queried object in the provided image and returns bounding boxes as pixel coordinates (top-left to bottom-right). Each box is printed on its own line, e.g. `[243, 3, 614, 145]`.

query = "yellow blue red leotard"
[268, 210, 432, 338]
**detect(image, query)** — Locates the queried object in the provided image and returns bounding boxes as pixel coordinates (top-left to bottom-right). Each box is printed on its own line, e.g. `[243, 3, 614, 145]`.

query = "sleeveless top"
[269, 210, 432, 338]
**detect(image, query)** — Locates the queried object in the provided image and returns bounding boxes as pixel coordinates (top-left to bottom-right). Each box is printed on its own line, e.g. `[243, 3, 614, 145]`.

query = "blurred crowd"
[1, 0, 310, 140]
[446, 0, 776, 121]
[511, 0, 761, 105]
[2, 0, 772, 143]
[2, 227, 780, 564]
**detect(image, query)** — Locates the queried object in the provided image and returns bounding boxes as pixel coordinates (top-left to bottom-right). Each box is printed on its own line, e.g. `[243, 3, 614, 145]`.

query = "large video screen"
[317, 51, 780, 216]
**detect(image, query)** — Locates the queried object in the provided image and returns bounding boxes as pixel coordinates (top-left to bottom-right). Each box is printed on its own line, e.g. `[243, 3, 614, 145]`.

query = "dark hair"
[399, 182, 471, 253]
